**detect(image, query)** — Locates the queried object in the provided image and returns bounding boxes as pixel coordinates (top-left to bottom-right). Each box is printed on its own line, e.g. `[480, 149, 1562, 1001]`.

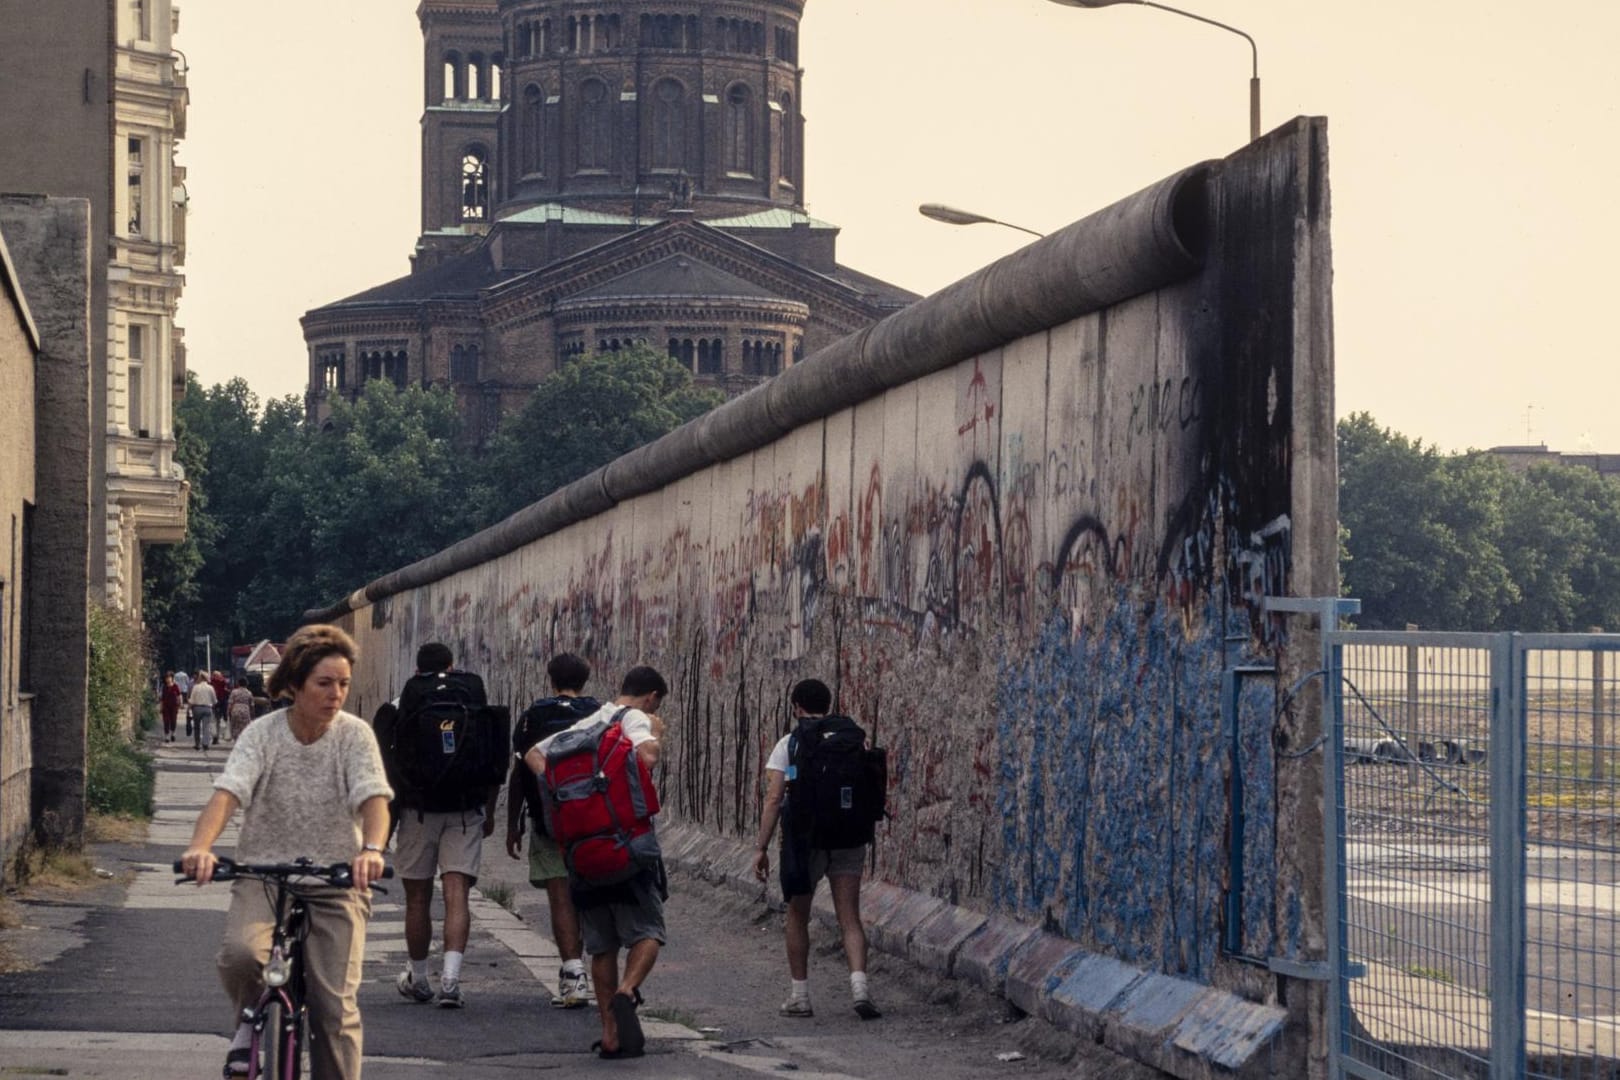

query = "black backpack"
[512, 695, 601, 834]
[386, 670, 510, 812]
[787, 715, 887, 850]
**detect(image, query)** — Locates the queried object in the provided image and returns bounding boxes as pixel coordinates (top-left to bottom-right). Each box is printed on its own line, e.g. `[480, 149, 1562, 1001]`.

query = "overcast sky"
[175, 1, 1620, 454]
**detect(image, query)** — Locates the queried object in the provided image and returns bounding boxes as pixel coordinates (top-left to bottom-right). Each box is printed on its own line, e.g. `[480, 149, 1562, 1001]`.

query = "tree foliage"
[474, 345, 723, 522]
[1340, 412, 1620, 631]
[144, 349, 723, 668]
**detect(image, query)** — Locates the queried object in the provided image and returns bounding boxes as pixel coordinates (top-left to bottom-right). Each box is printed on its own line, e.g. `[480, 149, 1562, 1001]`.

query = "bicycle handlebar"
[173, 856, 395, 888]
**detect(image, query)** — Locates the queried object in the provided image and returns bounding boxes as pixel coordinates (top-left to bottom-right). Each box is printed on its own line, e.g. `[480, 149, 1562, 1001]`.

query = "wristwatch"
[361, 843, 384, 854]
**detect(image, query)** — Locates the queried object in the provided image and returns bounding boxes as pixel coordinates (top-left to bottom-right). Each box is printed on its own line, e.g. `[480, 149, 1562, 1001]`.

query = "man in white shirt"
[525, 665, 668, 1060]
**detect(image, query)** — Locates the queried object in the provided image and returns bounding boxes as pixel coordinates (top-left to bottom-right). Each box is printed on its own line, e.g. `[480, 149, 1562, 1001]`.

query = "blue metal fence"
[1325, 630, 1620, 1080]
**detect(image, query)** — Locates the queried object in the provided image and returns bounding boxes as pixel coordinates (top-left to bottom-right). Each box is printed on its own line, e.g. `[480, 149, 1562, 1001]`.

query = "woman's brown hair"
[267, 624, 359, 699]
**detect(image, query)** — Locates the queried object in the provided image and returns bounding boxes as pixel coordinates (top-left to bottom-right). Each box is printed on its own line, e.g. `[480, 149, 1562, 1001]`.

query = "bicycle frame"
[173, 857, 390, 1080]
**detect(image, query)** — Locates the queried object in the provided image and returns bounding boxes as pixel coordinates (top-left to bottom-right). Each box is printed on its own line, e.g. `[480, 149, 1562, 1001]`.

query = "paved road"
[0, 738, 1163, 1079]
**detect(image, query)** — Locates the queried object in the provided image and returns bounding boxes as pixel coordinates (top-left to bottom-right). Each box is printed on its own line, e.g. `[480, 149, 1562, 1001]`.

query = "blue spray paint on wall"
[995, 588, 1244, 981]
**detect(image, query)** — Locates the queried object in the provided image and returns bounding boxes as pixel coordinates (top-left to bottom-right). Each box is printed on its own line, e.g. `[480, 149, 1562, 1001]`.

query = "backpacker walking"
[523, 665, 669, 1059]
[505, 651, 600, 1009]
[376, 642, 509, 1009]
[753, 678, 885, 1020]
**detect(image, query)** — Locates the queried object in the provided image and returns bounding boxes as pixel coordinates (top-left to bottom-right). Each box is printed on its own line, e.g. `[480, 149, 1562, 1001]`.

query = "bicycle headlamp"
[264, 950, 291, 987]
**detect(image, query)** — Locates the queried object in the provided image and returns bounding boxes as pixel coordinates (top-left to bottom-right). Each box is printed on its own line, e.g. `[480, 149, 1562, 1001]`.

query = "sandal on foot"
[610, 991, 645, 1055]
[591, 1039, 645, 1060]
[222, 1047, 252, 1078]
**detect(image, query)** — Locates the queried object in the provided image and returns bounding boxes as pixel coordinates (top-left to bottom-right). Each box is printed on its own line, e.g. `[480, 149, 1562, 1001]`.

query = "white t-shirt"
[766, 733, 793, 774]
[537, 702, 657, 755]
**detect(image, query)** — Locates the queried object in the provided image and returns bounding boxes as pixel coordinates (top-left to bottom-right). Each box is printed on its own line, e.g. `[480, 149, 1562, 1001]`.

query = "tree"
[474, 345, 724, 523]
[243, 380, 478, 635]
[1338, 413, 1513, 629]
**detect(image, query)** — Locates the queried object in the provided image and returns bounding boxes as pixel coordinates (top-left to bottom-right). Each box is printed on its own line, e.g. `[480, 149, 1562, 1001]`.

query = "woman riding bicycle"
[180, 624, 393, 1079]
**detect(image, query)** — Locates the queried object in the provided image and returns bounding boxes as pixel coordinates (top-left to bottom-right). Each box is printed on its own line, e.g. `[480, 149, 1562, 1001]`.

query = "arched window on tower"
[489, 57, 502, 101]
[443, 52, 461, 100]
[521, 84, 544, 175]
[725, 85, 753, 175]
[451, 345, 479, 384]
[778, 93, 795, 183]
[460, 147, 489, 221]
[467, 54, 483, 100]
[651, 79, 686, 171]
[577, 78, 611, 171]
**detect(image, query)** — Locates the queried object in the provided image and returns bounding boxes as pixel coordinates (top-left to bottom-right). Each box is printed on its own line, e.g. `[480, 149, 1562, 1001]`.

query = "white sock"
[850, 971, 869, 999]
[230, 1022, 253, 1051]
[562, 958, 585, 976]
[442, 950, 464, 984]
[409, 957, 429, 981]
[790, 978, 810, 1001]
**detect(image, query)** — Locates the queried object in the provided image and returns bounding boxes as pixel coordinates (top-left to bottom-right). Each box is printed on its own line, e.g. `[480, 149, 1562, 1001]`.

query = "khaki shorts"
[528, 825, 567, 885]
[393, 809, 486, 882]
[809, 846, 866, 883]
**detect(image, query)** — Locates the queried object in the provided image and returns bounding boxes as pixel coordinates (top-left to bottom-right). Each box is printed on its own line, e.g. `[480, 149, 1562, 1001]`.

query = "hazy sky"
[176, 1, 1620, 454]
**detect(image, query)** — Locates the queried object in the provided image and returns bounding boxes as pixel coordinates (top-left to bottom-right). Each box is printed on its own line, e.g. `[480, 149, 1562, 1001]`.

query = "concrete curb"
[659, 821, 1286, 1080]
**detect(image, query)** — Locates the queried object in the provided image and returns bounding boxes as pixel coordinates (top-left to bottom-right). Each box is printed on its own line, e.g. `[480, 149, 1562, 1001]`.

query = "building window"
[128, 324, 146, 434]
[319, 348, 346, 391]
[725, 85, 753, 175]
[132, 0, 150, 40]
[450, 344, 479, 383]
[775, 27, 798, 63]
[126, 136, 145, 236]
[577, 78, 611, 171]
[521, 84, 544, 174]
[778, 93, 794, 182]
[467, 54, 483, 100]
[443, 52, 461, 100]
[650, 79, 686, 171]
[460, 148, 489, 221]
[697, 339, 724, 376]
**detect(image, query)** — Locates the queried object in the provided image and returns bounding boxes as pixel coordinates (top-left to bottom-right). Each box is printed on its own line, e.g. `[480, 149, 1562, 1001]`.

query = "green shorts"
[528, 824, 567, 885]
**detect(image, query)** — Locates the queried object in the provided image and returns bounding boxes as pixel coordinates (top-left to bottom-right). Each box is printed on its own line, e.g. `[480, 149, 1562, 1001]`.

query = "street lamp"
[918, 203, 1044, 238]
[1048, 0, 1261, 143]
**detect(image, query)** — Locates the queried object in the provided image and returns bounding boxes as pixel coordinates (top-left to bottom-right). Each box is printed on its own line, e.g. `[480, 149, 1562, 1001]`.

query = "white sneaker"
[436, 980, 465, 1008]
[779, 996, 814, 1017]
[552, 968, 590, 1009]
[396, 970, 433, 1003]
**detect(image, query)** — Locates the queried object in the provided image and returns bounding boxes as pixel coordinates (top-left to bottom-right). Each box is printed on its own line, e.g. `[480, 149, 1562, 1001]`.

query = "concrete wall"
[0, 196, 96, 853]
[314, 121, 1335, 1074]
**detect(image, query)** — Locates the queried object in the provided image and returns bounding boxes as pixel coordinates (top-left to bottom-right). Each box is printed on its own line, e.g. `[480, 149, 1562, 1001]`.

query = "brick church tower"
[304, 1, 914, 438]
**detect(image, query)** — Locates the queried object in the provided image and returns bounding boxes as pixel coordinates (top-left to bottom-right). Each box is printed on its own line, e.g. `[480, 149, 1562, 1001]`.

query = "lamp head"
[918, 203, 996, 227]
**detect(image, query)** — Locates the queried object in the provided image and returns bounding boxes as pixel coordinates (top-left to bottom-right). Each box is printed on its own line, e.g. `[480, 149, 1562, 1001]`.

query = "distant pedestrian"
[524, 665, 669, 1059]
[159, 671, 182, 743]
[506, 652, 600, 1009]
[753, 678, 884, 1020]
[226, 678, 255, 741]
[187, 671, 218, 752]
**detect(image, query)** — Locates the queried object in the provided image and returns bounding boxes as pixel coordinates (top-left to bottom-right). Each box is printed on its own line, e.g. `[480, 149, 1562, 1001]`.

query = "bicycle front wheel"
[259, 998, 303, 1080]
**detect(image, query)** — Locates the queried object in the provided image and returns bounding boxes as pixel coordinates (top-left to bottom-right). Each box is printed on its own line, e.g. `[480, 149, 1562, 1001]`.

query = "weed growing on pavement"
[18, 846, 98, 890]
[482, 881, 517, 912]
[644, 1006, 699, 1029]
[86, 813, 149, 844]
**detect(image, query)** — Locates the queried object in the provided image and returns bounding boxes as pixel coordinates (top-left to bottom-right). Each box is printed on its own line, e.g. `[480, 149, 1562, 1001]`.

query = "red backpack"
[540, 707, 662, 886]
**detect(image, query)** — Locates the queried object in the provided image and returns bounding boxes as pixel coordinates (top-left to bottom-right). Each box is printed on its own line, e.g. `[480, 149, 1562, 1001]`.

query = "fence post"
[1406, 626, 1421, 785]
[1593, 628, 1606, 782]
[1489, 634, 1526, 1079]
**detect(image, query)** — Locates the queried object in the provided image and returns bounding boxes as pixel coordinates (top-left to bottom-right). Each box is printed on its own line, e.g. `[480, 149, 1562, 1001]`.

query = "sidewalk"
[0, 736, 1161, 1079]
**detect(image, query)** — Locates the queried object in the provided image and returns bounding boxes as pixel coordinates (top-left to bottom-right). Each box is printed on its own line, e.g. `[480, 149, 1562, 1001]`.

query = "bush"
[86, 604, 154, 817]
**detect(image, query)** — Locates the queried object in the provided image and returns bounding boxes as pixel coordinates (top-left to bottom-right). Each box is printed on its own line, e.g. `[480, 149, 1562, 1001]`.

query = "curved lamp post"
[1048, 0, 1261, 142]
[918, 203, 1045, 238]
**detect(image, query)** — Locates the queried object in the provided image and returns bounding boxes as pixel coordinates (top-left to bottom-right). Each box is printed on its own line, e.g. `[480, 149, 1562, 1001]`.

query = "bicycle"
[174, 856, 393, 1080]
